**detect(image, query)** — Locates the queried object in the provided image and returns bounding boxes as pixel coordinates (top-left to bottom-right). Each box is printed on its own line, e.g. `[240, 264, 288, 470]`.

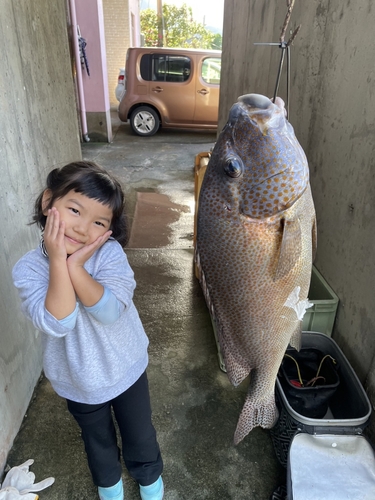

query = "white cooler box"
[270, 332, 374, 500]
[287, 433, 375, 499]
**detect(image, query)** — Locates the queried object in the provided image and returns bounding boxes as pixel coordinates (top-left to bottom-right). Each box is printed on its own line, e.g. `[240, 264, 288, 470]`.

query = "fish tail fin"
[233, 390, 278, 445]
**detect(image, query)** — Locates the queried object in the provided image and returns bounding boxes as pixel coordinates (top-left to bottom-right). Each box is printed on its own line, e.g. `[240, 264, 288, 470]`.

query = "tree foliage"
[141, 3, 222, 50]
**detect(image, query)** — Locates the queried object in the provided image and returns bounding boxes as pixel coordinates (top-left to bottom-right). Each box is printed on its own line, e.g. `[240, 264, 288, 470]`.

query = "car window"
[201, 57, 221, 85]
[140, 54, 191, 83]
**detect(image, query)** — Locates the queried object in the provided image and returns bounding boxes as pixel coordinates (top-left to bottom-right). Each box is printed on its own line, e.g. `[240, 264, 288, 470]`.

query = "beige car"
[118, 47, 221, 136]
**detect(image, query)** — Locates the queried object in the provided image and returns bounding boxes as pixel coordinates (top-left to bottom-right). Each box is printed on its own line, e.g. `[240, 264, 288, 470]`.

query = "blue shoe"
[139, 476, 164, 500]
[98, 478, 124, 500]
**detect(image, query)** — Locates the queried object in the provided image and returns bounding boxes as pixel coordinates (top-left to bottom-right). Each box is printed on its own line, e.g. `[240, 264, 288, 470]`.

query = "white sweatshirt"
[12, 239, 149, 404]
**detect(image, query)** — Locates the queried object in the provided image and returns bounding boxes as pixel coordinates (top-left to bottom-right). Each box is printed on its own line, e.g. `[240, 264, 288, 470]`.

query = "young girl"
[12, 161, 164, 500]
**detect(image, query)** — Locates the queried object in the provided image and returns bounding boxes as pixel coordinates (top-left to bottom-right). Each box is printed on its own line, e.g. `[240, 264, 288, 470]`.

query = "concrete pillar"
[0, 0, 81, 474]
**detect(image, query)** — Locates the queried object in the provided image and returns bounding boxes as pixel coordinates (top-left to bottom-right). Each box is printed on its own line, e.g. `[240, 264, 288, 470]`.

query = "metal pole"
[69, 0, 90, 142]
[157, 0, 163, 47]
[286, 46, 291, 117]
[273, 44, 286, 103]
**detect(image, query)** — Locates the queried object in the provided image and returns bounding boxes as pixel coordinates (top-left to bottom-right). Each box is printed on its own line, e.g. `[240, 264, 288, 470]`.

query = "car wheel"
[130, 106, 160, 136]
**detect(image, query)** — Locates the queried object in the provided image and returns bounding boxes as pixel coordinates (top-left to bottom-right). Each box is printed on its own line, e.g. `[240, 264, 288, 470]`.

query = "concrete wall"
[0, 0, 81, 474]
[103, 0, 141, 107]
[220, 0, 375, 432]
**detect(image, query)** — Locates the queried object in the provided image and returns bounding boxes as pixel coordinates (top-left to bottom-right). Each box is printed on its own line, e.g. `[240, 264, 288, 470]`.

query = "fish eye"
[224, 157, 243, 178]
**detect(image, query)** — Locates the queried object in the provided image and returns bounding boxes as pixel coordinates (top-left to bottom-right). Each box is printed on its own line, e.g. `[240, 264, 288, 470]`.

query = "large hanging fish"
[196, 93, 317, 444]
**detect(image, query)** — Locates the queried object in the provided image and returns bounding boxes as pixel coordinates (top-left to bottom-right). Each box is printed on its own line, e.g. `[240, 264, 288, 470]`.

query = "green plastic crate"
[212, 266, 339, 372]
[302, 266, 339, 337]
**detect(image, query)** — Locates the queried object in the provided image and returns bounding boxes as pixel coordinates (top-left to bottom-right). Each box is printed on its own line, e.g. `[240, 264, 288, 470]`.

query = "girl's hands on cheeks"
[43, 207, 67, 261]
[67, 230, 112, 268]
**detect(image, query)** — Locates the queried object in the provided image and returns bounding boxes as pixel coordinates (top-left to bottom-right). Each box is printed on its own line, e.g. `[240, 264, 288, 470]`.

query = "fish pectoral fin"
[273, 218, 302, 281]
[289, 323, 302, 351]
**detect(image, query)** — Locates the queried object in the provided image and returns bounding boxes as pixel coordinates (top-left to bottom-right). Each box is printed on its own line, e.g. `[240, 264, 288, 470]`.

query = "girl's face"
[43, 190, 113, 255]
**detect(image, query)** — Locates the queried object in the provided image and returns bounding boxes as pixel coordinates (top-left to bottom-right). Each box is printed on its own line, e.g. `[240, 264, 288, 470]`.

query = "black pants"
[66, 371, 163, 488]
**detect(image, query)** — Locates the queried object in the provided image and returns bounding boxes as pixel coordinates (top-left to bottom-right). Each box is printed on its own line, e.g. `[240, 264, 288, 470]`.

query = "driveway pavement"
[6, 115, 285, 499]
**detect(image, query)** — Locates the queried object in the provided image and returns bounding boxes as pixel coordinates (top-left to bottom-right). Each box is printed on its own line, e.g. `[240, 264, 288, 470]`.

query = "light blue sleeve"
[58, 304, 79, 329]
[84, 286, 123, 325]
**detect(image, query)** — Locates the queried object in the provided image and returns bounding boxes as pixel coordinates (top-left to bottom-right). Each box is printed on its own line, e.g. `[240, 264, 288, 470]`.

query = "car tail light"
[118, 74, 125, 84]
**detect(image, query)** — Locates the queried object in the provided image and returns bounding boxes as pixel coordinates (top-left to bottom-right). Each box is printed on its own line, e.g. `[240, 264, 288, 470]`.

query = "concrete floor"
[6, 115, 285, 499]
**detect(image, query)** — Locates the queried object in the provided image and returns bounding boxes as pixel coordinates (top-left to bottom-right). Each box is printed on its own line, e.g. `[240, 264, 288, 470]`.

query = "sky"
[140, 0, 224, 32]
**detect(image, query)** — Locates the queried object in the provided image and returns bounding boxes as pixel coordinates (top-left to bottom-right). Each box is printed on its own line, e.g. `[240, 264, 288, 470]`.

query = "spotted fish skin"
[196, 94, 317, 444]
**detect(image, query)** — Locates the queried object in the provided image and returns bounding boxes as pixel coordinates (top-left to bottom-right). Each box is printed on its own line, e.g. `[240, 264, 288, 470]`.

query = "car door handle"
[152, 86, 163, 93]
[197, 89, 209, 95]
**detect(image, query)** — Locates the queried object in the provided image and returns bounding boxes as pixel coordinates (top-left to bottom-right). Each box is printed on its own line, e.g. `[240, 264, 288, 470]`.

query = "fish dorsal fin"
[274, 218, 302, 281]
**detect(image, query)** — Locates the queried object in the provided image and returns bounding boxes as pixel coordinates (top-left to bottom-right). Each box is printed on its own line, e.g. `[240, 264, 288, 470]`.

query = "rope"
[283, 353, 337, 388]
[284, 353, 304, 386]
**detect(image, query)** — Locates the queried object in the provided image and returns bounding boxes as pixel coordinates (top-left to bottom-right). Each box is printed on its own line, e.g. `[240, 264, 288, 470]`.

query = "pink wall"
[75, 0, 110, 112]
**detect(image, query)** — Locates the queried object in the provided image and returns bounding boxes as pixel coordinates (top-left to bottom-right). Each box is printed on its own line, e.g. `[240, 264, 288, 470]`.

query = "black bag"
[278, 348, 340, 418]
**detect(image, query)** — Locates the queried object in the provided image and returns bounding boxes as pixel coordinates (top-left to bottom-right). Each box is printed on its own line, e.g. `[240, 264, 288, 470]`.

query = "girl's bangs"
[72, 174, 123, 214]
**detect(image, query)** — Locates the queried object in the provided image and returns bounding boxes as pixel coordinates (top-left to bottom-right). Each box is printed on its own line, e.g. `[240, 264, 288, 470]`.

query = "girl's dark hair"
[32, 161, 128, 246]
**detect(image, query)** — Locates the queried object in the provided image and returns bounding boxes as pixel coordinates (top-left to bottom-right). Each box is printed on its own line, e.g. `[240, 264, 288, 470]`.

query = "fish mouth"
[237, 93, 286, 114]
[233, 93, 287, 134]
[237, 94, 272, 109]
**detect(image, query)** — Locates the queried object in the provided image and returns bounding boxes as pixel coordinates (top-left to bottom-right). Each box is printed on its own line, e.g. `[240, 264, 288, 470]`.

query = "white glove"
[0, 487, 38, 500]
[0, 460, 54, 499]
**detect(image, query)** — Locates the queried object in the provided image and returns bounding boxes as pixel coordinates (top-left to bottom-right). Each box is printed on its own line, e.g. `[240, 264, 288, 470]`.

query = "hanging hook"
[254, 0, 301, 117]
